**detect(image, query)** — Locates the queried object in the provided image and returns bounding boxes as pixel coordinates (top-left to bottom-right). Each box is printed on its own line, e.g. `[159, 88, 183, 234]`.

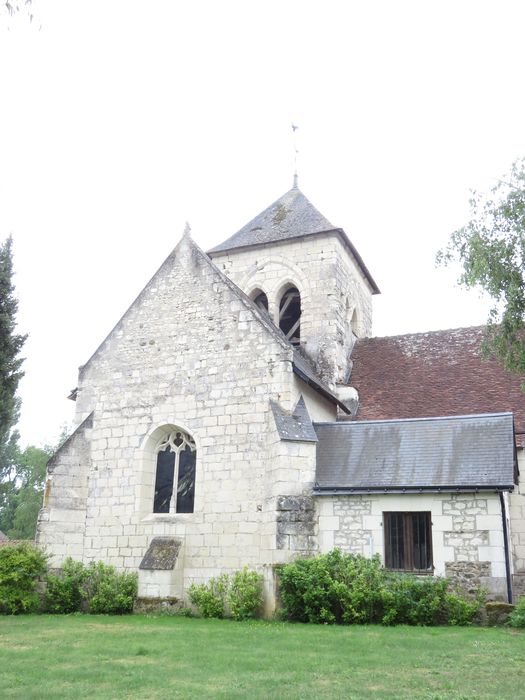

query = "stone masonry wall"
[509, 448, 525, 572]
[210, 232, 374, 385]
[37, 414, 92, 565]
[39, 235, 325, 601]
[317, 492, 507, 598]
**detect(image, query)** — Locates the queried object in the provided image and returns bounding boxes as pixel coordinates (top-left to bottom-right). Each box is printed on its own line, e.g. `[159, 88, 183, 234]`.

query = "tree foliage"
[0, 443, 51, 539]
[0, 236, 26, 449]
[437, 158, 525, 375]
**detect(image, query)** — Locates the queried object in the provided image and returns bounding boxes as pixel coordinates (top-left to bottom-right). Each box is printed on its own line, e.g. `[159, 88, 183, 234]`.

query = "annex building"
[37, 183, 525, 611]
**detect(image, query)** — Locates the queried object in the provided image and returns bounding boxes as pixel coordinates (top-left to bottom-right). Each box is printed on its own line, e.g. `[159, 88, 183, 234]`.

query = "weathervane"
[292, 123, 299, 188]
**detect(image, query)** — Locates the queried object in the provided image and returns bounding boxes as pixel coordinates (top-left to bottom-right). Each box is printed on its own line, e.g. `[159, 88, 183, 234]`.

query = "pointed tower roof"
[208, 186, 380, 294]
[208, 187, 337, 253]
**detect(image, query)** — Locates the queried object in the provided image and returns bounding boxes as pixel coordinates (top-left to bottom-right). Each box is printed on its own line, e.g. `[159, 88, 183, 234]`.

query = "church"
[36, 181, 525, 612]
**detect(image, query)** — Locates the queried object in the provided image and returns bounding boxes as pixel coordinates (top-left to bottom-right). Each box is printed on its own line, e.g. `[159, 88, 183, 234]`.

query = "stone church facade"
[37, 184, 525, 610]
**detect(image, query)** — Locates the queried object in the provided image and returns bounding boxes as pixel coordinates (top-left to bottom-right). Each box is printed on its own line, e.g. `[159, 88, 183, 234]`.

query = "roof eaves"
[292, 358, 351, 414]
[313, 484, 515, 495]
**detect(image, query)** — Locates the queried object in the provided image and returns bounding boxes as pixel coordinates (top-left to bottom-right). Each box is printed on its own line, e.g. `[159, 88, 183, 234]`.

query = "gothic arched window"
[251, 289, 269, 313]
[153, 430, 196, 514]
[279, 286, 301, 345]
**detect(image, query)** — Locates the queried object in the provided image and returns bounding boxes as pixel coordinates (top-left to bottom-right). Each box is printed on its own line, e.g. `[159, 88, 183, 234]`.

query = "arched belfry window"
[279, 286, 301, 345]
[153, 430, 196, 514]
[252, 289, 269, 313]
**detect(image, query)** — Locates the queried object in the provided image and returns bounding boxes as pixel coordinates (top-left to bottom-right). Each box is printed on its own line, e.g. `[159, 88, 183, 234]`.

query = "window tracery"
[153, 430, 196, 514]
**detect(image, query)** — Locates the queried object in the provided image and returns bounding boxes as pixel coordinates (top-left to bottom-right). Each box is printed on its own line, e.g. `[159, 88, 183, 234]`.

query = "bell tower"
[208, 182, 379, 386]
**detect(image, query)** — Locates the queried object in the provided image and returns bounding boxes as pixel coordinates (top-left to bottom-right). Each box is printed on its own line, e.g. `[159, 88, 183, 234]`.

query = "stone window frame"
[383, 511, 434, 573]
[138, 423, 199, 522]
[240, 256, 310, 329]
[248, 287, 270, 314]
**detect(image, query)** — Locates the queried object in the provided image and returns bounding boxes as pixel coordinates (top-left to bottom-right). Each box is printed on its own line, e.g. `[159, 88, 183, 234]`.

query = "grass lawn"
[0, 616, 523, 699]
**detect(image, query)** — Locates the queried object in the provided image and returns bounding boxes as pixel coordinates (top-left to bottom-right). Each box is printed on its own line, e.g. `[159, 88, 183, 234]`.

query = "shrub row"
[278, 549, 484, 626]
[188, 567, 263, 620]
[509, 596, 525, 628]
[0, 542, 137, 615]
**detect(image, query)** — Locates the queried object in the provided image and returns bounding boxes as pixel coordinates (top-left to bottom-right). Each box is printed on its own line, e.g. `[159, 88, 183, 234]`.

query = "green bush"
[0, 542, 48, 614]
[278, 549, 482, 626]
[45, 559, 137, 615]
[279, 550, 386, 624]
[45, 557, 88, 614]
[188, 573, 229, 618]
[84, 561, 138, 615]
[228, 567, 263, 620]
[508, 596, 525, 628]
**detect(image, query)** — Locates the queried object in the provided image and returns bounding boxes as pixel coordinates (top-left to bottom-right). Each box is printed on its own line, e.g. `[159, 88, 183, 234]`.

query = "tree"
[0, 424, 70, 539]
[0, 443, 51, 539]
[0, 236, 27, 451]
[437, 158, 525, 376]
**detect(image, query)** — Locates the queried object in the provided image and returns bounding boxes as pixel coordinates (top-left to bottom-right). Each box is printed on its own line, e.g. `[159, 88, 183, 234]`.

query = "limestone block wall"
[509, 447, 525, 571]
[37, 414, 93, 566]
[317, 492, 508, 598]
[210, 232, 374, 385]
[39, 236, 310, 602]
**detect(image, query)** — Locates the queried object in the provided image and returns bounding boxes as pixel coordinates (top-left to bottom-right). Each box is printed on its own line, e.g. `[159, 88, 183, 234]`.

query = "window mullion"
[170, 450, 180, 514]
[404, 513, 413, 571]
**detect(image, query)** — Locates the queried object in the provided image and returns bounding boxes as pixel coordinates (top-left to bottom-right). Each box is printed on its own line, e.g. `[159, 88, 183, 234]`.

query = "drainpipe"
[499, 492, 513, 604]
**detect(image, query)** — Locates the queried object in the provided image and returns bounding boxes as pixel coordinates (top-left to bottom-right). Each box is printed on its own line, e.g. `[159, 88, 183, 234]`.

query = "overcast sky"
[1, 0, 525, 448]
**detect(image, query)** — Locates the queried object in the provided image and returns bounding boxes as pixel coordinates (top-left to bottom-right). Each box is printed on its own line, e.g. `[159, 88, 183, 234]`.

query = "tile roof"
[346, 326, 525, 446]
[314, 413, 516, 493]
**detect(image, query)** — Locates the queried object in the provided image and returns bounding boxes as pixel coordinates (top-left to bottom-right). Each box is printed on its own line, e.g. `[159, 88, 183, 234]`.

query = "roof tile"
[346, 326, 525, 445]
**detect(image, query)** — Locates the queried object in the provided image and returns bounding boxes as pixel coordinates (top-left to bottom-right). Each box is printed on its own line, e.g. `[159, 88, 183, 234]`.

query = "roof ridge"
[317, 411, 514, 427]
[358, 325, 488, 342]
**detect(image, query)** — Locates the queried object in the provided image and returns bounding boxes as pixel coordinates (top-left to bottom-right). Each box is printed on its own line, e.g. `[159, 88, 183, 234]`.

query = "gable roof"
[346, 326, 525, 446]
[271, 395, 318, 442]
[208, 186, 380, 294]
[314, 413, 516, 494]
[74, 233, 347, 412]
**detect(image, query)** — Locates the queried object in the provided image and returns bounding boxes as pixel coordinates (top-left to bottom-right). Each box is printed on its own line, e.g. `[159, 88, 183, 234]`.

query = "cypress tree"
[0, 236, 27, 447]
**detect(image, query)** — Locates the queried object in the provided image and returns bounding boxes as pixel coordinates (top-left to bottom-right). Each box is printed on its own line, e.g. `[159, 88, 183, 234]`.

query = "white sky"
[1, 0, 525, 448]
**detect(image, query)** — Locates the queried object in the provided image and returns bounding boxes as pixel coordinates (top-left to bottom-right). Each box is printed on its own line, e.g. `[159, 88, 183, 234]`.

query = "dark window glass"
[176, 445, 196, 513]
[279, 287, 301, 345]
[384, 512, 432, 572]
[153, 431, 197, 514]
[153, 448, 175, 513]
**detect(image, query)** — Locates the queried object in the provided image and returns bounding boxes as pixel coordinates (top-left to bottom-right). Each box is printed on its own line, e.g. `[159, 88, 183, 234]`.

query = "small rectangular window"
[383, 511, 433, 572]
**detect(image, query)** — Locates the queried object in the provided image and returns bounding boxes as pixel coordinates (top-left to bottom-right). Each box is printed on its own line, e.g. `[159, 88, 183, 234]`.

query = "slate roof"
[271, 396, 318, 442]
[208, 187, 336, 253]
[314, 413, 516, 494]
[346, 326, 525, 446]
[208, 186, 380, 294]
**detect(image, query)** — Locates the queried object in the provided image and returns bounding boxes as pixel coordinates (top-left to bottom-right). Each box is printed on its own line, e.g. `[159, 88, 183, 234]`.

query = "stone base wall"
[445, 561, 491, 595]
